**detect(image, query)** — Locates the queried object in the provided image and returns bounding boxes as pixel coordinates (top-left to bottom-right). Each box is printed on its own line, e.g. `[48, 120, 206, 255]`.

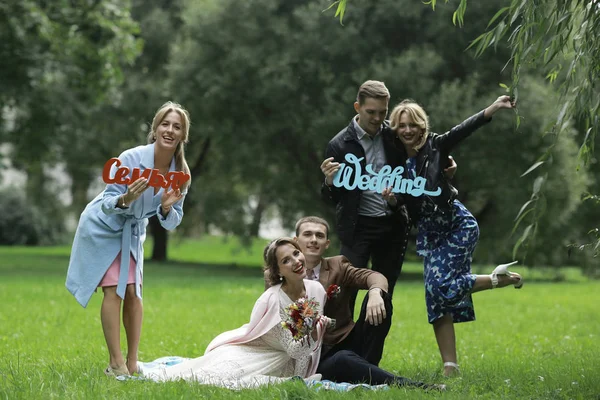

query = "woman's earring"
[278, 275, 283, 281]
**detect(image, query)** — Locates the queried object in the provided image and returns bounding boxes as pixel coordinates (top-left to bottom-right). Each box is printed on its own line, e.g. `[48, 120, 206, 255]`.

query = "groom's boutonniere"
[326, 284, 341, 300]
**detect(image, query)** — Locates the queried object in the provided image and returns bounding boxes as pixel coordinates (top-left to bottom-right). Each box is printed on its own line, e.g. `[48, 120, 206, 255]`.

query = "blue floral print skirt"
[416, 200, 479, 324]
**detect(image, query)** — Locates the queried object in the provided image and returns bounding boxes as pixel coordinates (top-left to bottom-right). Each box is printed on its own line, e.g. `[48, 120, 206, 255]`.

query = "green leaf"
[499, 82, 509, 92]
[577, 144, 589, 170]
[508, 24, 522, 43]
[451, 0, 467, 27]
[512, 208, 534, 235]
[511, 0, 527, 26]
[537, 192, 548, 218]
[514, 199, 535, 222]
[537, 144, 555, 162]
[520, 161, 544, 177]
[323, 0, 346, 24]
[423, 0, 436, 11]
[546, 68, 559, 83]
[513, 224, 533, 260]
[466, 32, 488, 52]
[532, 175, 545, 195]
[334, 0, 347, 23]
[323, 1, 340, 12]
[487, 7, 510, 29]
[556, 102, 568, 126]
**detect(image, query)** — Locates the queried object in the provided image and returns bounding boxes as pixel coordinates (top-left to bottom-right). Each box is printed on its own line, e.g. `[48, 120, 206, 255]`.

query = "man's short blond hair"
[356, 80, 390, 105]
[295, 216, 330, 238]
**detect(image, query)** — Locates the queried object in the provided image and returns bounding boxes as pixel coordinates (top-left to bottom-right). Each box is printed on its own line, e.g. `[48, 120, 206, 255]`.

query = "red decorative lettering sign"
[102, 158, 190, 190]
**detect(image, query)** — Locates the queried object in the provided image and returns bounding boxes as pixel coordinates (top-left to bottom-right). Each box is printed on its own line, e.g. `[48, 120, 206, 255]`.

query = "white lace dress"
[141, 289, 319, 389]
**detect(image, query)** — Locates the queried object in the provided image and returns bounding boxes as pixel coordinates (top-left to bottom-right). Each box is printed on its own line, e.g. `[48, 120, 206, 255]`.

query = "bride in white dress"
[140, 238, 331, 389]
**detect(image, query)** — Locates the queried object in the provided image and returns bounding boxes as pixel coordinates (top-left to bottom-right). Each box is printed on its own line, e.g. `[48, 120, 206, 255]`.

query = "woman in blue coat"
[66, 101, 191, 377]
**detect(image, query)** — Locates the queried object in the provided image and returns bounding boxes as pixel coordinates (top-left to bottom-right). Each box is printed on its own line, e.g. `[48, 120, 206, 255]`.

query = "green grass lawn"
[1, 235, 589, 279]
[0, 247, 599, 399]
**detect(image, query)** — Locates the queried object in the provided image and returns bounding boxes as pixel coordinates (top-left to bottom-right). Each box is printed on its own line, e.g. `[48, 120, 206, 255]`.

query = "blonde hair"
[263, 237, 302, 285]
[356, 80, 390, 105]
[146, 101, 192, 190]
[389, 99, 430, 151]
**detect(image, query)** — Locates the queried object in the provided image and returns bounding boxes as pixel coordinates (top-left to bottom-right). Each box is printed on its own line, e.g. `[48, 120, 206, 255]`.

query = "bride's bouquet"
[281, 297, 321, 344]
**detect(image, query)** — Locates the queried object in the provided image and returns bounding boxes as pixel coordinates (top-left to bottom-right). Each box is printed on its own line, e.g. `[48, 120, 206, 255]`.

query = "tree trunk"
[249, 193, 267, 237]
[69, 167, 93, 213]
[150, 137, 212, 261]
[25, 163, 45, 207]
[189, 138, 212, 177]
[149, 216, 167, 261]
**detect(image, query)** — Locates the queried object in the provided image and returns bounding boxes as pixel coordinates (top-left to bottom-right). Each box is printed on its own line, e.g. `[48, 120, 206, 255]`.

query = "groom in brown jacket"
[265, 216, 426, 387]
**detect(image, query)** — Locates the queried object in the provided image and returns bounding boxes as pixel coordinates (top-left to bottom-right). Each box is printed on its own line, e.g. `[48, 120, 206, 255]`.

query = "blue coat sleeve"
[100, 149, 139, 216]
[155, 192, 186, 231]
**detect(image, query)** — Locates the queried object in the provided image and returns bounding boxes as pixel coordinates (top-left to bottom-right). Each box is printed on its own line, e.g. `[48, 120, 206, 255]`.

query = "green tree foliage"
[1, 0, 142, 243]
[447, 0, 599, 266]
[1, 0, 140, 104]
[448, 0, 600, 264]
[0, 188, 66, 245]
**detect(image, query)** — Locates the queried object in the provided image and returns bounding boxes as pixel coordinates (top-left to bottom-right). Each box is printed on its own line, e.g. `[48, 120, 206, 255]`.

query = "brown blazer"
[264, 255, 388, 346]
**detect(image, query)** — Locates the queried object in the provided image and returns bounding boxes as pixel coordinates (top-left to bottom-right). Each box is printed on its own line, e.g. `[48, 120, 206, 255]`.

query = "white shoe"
[491, 261, 523, 289]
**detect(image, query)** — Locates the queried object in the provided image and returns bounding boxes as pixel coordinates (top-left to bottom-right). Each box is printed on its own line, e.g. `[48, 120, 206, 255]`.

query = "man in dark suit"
[265, 216, 436, 388]
[320, 80, 408, 307]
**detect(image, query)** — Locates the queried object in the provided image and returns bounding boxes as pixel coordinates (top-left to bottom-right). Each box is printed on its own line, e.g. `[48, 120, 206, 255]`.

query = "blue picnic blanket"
[117, 356, 389, 391]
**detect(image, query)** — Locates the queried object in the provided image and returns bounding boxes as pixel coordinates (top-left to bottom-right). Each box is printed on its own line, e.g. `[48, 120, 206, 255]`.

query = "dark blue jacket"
[321, 120, 408, 245]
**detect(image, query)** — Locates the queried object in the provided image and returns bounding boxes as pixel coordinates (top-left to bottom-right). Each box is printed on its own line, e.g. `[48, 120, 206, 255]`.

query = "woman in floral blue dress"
[382, 95, 523, 377]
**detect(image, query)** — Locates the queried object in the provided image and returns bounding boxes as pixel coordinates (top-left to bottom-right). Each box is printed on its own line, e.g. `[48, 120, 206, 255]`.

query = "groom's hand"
[321, 157, 340, 186]
[365, 288, 386, 326]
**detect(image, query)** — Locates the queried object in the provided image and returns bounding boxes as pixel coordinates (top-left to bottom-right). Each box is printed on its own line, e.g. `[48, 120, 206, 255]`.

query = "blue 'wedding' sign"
[333, 154, 441, 197]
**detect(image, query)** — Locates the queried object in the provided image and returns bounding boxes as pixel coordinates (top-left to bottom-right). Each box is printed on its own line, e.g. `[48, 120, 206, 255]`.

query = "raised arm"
[435, 95, 515, 152]
[484, 95, 515, 119]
